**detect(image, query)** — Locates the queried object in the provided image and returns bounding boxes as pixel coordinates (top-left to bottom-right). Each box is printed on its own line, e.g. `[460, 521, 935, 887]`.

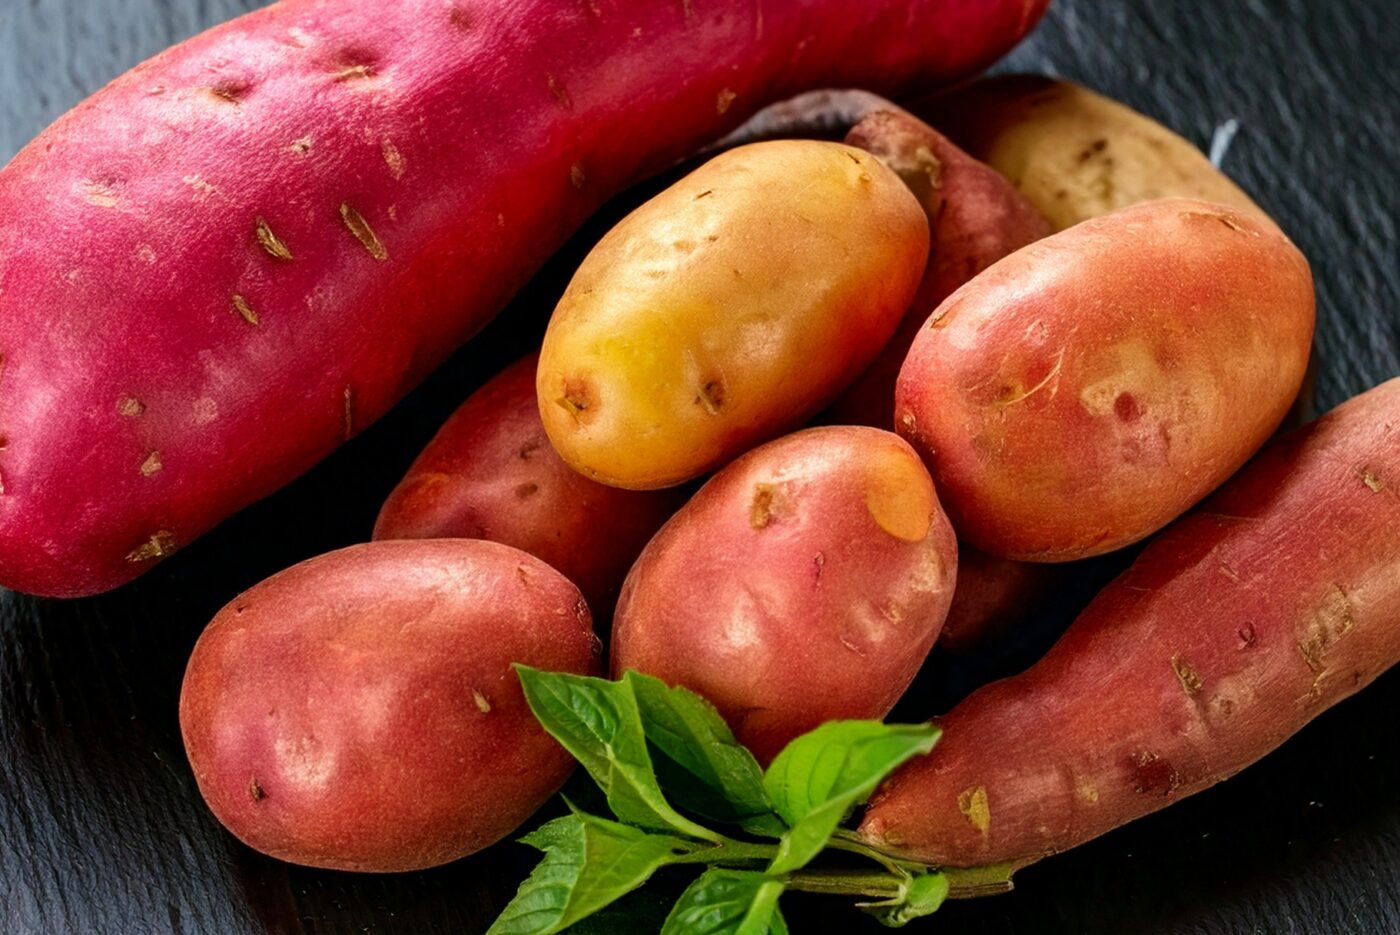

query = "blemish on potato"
[570, 163, 587, 190]
[136, 244, 158, 264]
[125, 531, 177, 563]
[140, 451, 163, 477]
[1171, 655, 1203, 696]
[695, 189, 714, 200]
[557, 378, 594, 423]
[1076, 781, 1100, 804]
[1114, 392, 1143, 422]
[184, 174, 219, 201]
[340, 203, 389, 260]
[812, 552, 825, 585]
[80, 180, 121, 208]
[249, 778, 265, 802]
[516, 565, 530, 586]
[255, 218, 294, 261]
[206, 79, 250, 105]
[750, 484, 776, 529]
[514, 482, 540, 500]
[1181, 210, 1255, 236]
[695, 380, 725, 415]
[1127, 751, 1180, 796]
[682, 0, 695, 20]
[716, 88, 737, 115]
[342, 386, 355, 440]
[518, 442, 540, 461]
[1297, 583, 1356, 675]
[333, 63, 377, 82]
[1360, 468, 1385, 492]
[381, 140, 406, 180]
[117, 396, 146, 417]
[1217, 558, 1243, 582]
[864, 448, 932, 542]
[472, 690, 492, 713]
[957, 786, 991, 835]
[231, 295, 261, 326]
[1238, 622, 1258, 648]
[447, 4, 472, 28]
[193, 397, 219, 424]
[547, 74, 573, 110]
[290, 136, 314, 156]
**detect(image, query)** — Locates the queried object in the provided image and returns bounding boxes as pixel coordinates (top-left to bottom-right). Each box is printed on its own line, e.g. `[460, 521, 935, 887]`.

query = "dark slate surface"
[1, 1, 1397, 933]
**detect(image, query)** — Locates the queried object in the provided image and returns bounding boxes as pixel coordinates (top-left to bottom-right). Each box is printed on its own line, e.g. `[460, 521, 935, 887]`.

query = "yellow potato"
[921, 75, 1264, 230]
[537, 140, 929, 490]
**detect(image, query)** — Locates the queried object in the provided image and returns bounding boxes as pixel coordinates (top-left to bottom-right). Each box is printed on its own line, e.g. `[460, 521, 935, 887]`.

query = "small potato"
[538, 140, 929, 489]
[612, 426, 957, 762]
[896, 198, 1314, 561]
[827, 110, 1051, 428]
[180, 540, 601, 872]
[921, 75, 1264, 230]
[375, 354, 684, 621]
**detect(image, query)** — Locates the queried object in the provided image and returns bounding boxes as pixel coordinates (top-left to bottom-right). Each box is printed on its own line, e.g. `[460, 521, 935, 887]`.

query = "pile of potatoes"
[181, 77, 1333, 875]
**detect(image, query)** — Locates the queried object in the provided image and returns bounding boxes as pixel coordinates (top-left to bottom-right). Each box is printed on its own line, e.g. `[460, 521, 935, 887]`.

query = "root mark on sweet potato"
[255, 218, 294, 260]
[340, 203, 388, 260]
[126, 531, 177, 564]
[957, 786, 991, 834]
[232, 295, 261, 326]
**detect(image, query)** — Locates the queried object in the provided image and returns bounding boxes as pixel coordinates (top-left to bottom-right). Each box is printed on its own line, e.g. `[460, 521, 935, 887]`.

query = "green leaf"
[515, 666, 721, 842]
[763, 722, 940, 875]
[862, 872, 950, 928]
[660, 869, 787, 935]
[625, 671, 778, 829]
[487, 813, 697, 935]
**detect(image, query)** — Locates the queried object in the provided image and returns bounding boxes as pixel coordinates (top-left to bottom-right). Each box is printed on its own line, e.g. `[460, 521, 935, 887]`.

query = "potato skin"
[179, 539, 600, 872]
[611, 426, 957, 762]
[895, 198, 1315, 561]
[828, 110, 1051, 428]
[538, 141, 929, 490]
[861, 378, 1400, 868]
[374, 355, 683, 621]
[921, 75, 1264, 231]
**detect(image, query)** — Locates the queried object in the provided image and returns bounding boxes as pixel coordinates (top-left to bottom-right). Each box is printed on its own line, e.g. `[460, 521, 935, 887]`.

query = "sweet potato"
[374, 354, 683, 621]
[611, 426, 957, 762]
[920, 75, 1263, 231]
[538, 140, 928, 490]
[860, 377, 1400, 869]
[896, 198, 1315, 561]
[179, 539, 600, 872]
[0, 0, 1049, 598]
[827, 110, 1052, 428]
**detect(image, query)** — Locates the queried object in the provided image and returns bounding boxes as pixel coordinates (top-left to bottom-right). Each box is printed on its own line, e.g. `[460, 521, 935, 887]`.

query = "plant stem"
[672, 837, 780, 866]
[783, 869, 906, 899]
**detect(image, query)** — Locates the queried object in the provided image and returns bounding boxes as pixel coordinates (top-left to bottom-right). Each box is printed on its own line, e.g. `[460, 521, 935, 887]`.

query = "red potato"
[0, 0, 1049, 599]
[612, 426, 958, 763]
[937, 545, 1064, 655]
[179, 539, 601, 872]
[896, 198, 1315, 561]
[827, 110, 1052, 428]
[860, 378, 1400, 869]
[374, 354, 683, 621]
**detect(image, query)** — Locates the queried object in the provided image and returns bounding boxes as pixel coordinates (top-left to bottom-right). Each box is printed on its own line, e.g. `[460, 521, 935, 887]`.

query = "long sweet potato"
[859, 377, 1400, 869]
[0, 0, 1048, 598]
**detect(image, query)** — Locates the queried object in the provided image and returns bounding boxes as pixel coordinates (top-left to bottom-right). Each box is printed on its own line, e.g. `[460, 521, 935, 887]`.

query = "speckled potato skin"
[895, 198, 1315, 561]
[827, 110, 1051, 429]
[921, 75, 1264, 231]
[537, 141, 930, 490]
[179, 539, 601, 872]
[861, 378, 1400, 869]
[611, 426, 957, 763]
[374, 354, 684, 621]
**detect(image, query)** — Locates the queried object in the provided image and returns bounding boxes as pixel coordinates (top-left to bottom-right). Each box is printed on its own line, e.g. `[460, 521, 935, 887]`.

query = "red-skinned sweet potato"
[896, 198, 1315, 561]
[180, 539, 600, 872]
[611, 426, 958, 762]
[374, 354, 683, 620]
[860, 378, 1400, 869]
[0, 0, 1049, 598]
[827, 110, 1051, 428]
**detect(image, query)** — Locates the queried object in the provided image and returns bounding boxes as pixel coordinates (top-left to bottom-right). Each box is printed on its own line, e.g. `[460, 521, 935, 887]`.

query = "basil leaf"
[660, 869, 787, 935]
[862, 872, 950, 928]
[515, 666, 721, 842]
[487, 813, 697, 935]
[625, 671, 778, 829]
[763, 722, 940, 875]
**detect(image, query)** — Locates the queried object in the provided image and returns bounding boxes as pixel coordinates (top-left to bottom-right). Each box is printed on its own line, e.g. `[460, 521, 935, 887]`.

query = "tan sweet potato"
[861, 378, 1400, 869]
[180, 539, 600, 872]
[611, 426, 957, 762]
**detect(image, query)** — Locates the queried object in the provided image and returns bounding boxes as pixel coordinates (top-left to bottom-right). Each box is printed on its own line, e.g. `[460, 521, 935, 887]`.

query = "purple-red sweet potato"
[860, 378, 1400, 868]
[827, 110, 1051, 428]
[180, 539, 600, 872]
[0, 0, 1048, 598]
[374, 354, 683, 620]
[611, 426, 957, 762]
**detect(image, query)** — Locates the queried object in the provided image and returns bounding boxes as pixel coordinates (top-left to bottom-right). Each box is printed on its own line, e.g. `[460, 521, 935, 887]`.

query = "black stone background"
[0, 1, 1397, 932]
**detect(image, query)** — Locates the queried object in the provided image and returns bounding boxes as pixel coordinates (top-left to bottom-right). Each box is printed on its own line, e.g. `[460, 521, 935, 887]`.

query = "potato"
[537, 140, 929, 490]
[611, 426, 957, 762]
[921, 75, 1264, 230]
[827, 110, 1051, 428]
[179, 540, 600, 872]
[937, 546, 1064, 655]
[862, 377, 1400, 869]
[895, 198, 1314, 561]
[375, 354, 684, 621]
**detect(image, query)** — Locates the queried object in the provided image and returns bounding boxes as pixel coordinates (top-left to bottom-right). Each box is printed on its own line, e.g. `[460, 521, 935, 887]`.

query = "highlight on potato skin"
[179, 539, 601, 873]
[895, 197, 1315, 562]
[373, 353, 684, 622]
[537, 140, 930, 491]
[611, 425, 958, 763]
[861, 377, 1400, 869]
